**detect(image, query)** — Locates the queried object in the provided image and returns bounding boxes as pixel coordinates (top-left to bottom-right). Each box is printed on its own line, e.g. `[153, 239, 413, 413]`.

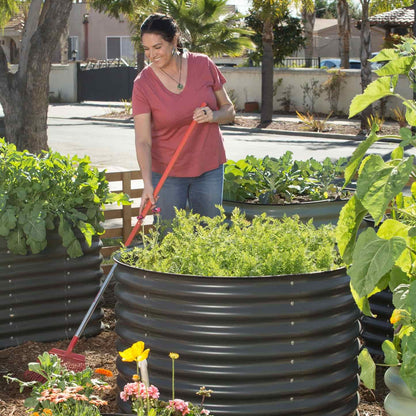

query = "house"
[0, 13, 24, 64]
[312, 18, 385, 59]
[68, 3, 135, 63]
[365, 5, 415, 38]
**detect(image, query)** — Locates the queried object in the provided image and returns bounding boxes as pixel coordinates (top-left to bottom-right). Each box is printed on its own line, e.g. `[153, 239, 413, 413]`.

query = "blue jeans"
[151, 165, 224, 221]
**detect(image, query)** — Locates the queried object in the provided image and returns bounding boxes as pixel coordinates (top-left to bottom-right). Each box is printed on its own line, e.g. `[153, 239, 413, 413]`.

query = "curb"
[67, 115, 402, 144]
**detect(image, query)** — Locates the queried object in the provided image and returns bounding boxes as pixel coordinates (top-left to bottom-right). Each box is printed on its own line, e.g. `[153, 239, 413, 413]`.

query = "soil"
[232, 114, 401, 138]
[0, 110, 394, 416]
[100, 109, 402, 138]
[0, 303, 389, 416]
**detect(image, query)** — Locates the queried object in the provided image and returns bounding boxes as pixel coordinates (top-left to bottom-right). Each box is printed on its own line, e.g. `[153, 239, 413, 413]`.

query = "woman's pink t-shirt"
[132, 52, 227, 177]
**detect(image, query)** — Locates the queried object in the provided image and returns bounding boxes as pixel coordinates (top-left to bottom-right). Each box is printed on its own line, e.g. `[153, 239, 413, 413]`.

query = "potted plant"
[0, 138, 129, 348]
[336, 38, 416, 415]
[222, 152, 352, 225]
[113, 208, 360, 416]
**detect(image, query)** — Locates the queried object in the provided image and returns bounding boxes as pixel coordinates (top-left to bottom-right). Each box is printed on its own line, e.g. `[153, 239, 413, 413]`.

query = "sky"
[228, 0, 250, 13]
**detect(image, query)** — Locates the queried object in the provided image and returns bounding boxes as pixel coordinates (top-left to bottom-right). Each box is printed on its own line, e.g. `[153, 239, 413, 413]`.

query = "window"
[68, 36, 79, 60]
[106, 36, 135, 61]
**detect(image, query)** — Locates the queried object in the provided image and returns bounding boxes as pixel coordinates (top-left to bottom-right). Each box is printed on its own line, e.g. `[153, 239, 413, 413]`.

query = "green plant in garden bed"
[223, 152, 349, 204]
[336, 37, 416, 396]
[4, 353, 113, 416]
[0, 139, 129, 257]
[120, 207, 342, 276]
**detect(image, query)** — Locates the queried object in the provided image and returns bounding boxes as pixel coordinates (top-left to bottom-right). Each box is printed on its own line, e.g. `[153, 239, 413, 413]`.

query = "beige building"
[68, 3, 135, 63]
[1, 14, 24, 64]
[311, 18, 385, 59]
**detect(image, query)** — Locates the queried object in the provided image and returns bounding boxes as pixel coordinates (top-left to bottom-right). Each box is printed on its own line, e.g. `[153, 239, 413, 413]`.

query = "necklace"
[159, 56, 183, 90]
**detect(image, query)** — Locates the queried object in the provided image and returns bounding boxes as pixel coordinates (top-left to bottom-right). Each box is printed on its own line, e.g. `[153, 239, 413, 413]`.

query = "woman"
[132, 13, 235, 222]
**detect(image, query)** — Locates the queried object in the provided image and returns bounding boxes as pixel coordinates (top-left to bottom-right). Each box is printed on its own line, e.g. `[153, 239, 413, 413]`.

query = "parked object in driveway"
[320, 58, 361, 69]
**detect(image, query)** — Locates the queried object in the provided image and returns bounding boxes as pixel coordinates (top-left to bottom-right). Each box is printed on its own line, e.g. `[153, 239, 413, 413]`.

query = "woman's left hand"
[193, 106, 213, 123]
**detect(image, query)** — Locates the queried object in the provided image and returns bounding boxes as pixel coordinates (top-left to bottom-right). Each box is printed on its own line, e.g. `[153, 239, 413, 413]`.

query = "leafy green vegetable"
[223, 152, 349, 204]
[336, 37, 416, 396]
[0, 138, 130, 257]
[119, 207, 342, 277]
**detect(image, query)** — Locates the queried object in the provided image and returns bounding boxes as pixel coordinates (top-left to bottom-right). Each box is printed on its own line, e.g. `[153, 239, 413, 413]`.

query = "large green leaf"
[358, 349, 376, 390]
[404, 101, 416, 126]
[349, 77, 395, 118]
[343, 129, 379, 185]
[401, 332, 416, 396]
[348, 228, 407, 298]
[58, 216, 83, 258]
[382, 340, 400, 366]
[7, 229, 27, 255]
[406, 280, 416, 320]
[23, 214, 46, 243]
[357, 155, 414, 224]
[335, 195, 367, 264]
[0, 208, 17, 236]
[378, 219, 412, 273]
[77, 221, 95, 247]
[376, 56, 414, 77]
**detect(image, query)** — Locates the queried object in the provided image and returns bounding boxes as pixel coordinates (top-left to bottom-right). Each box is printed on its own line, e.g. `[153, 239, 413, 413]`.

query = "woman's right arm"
[134, 113, 155, 214]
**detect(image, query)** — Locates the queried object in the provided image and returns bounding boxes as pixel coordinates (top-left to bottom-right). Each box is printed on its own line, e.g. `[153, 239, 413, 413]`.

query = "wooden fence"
[101, 170, 151, 275]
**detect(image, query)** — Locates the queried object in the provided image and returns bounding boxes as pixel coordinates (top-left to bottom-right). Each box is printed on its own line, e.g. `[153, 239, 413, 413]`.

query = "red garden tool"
[24, 104, 205, 381]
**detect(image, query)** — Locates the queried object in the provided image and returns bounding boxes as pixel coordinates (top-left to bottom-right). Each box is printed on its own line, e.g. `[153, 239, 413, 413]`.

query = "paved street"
[45, 103, 411, 172]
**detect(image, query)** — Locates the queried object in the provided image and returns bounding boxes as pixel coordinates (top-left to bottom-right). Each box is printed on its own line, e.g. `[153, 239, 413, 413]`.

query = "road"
[46, 117, 408, 172]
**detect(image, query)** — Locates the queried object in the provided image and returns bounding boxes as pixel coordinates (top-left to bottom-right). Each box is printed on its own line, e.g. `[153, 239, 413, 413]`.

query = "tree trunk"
[261, 17, 274, 124]
[302, 9, 315, 68]
[337, 0, 350, 69]
[0, 0, 73, 153]
[359, 0, 372, 131]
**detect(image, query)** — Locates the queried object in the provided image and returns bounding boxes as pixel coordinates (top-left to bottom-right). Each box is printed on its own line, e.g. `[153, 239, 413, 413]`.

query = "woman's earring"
[171, 47, 176, 56]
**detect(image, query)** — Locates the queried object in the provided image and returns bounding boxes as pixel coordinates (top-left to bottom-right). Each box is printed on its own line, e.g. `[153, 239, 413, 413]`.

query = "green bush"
[0, 138, 129, 257]
[223, 152, 349, 203]
[119, 208, 342, 277]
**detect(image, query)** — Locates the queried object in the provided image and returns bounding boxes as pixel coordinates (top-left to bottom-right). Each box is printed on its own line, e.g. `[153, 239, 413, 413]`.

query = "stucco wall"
[220, 66, 409, 118]
[48, 63, 410, 118]
[49, 63, 78, 102]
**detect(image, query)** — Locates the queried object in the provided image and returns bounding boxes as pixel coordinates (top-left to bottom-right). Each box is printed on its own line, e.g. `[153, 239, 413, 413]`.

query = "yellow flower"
[169, 352, 179, 360]
[42, 410, 53, 416]
[390, 309, 404, 324]
[32, 413, 40, 416]
[132, 374, 140, 381]
[119, 341, 150, 362]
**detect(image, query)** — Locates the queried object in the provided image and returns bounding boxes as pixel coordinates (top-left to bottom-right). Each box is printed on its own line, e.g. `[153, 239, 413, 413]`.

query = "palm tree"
[300, 0, 316, 67]
[251, 0, 290, 124]
[157, 0, 254, 57]
[358, 0, 373, 130]
[337, 0, 350, 68]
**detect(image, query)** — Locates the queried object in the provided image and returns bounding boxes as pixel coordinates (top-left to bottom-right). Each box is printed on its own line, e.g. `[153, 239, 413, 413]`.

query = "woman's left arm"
[193, 86, 235, 125]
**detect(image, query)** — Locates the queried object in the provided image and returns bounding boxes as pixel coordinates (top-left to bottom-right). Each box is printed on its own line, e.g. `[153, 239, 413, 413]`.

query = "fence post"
[121, 171, 133, 241]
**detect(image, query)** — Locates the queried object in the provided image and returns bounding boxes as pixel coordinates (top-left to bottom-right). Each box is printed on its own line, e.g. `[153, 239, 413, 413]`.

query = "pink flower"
[121, 382, 140, 400]
[201, 410, 210, 415]
[168, 399, 190, 415]
[147, 384, 160, 399]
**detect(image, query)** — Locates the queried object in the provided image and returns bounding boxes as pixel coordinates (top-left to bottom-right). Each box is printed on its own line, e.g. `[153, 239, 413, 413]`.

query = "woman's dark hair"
[140, 14, 183, 53]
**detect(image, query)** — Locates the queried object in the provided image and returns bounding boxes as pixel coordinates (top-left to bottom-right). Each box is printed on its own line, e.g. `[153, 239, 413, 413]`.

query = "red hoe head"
[48, 347, 86, 372]
[23, 348, 86, 382]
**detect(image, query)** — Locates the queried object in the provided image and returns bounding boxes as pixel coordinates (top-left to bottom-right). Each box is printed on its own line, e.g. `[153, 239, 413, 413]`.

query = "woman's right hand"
[139, 184, 157, 216]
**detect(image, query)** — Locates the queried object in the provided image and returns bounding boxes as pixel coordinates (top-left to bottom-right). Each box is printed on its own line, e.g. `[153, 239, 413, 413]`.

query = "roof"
[368, 6, 414, 27]
[4, 14, 25, 31]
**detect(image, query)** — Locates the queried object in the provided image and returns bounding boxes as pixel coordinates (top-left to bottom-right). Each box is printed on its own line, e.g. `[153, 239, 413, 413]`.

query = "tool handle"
[124, 102, 206, 247]
[65, 103, 206, 354]
[66, 262, 118, 352]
